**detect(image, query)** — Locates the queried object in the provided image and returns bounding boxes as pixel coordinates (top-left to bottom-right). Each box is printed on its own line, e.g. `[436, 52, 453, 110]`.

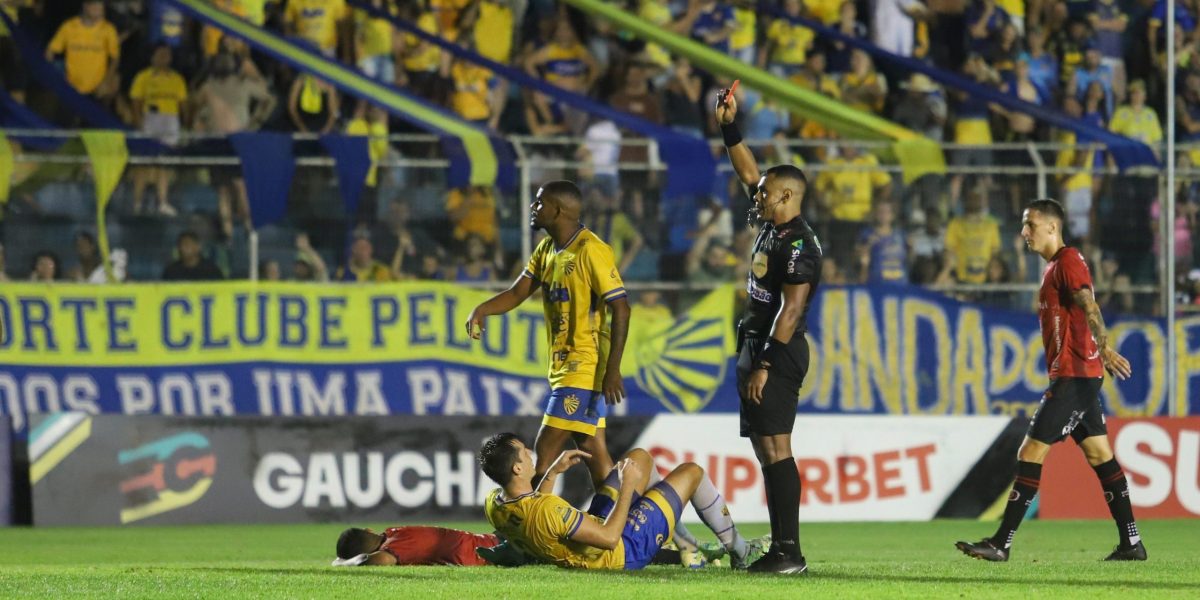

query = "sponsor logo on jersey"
[751, 252, 769, 278]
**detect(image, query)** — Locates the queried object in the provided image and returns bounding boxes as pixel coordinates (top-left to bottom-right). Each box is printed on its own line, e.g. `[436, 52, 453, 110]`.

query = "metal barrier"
[2, 131, 1195, 316]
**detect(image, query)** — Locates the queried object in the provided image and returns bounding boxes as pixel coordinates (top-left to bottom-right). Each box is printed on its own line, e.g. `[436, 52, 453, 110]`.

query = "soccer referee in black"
[715, 88, 821, 575]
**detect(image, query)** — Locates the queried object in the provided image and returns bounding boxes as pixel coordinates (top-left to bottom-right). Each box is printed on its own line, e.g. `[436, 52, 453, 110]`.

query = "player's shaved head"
[539, 180, 583, 219]
[765, 164, 808, 193]
[479, 432, 523, 486]
[336, 528, 381, 559]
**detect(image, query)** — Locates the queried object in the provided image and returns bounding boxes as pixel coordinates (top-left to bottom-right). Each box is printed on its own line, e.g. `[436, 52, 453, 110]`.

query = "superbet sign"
[634, 415, 1010, 522]
[1040, 418, 1200, 519]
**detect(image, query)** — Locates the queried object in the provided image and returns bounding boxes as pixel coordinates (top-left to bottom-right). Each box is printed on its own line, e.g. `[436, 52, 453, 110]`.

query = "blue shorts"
[620, 484, 684, 570]
[542, 387, 607, 436]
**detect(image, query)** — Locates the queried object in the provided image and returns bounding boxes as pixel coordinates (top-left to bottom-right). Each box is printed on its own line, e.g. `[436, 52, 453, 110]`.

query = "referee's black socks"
[1092, 458, 1141, 547]
[762, 458, 802, 558]
[993, 460, 1041, 549]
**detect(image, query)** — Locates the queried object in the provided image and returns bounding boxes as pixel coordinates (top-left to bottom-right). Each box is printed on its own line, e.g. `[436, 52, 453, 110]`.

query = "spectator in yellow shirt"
[45, 0, 119, 98]
[1108, 80, 1162, 159]
[729, 0, 757, 65]
[346, 101, 391, 225]
[442, 40, 500, 128]
[336, 236, 393, 282]
[286, 0, 350, 58]
[446, 186, 498, 244]
[354, 0, 399, 84]
[397, 7, 441, 98]
[839, 49, 887, 114]
[941, 187, 1001, 284]
[129, 44, 188, 216]
[816, 144, 892, 266]
[758, 0, 814, 77]
[525, 18, 597, 94]
[464, 0, 514, 65]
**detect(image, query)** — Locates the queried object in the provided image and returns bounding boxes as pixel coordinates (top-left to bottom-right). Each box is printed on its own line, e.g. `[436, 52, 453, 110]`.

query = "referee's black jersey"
[739, 215, 823, 338]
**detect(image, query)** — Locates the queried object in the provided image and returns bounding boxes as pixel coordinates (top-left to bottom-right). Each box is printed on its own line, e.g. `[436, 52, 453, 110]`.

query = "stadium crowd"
[1, 0, 1198, 314]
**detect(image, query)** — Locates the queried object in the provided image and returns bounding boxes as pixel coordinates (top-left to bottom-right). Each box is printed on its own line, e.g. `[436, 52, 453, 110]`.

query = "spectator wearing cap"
[1109, 80, 1162, 159]
[1070, 38, 1114, 117]
[891, 72, 946, 141]
[1087, 0, 1128, 102]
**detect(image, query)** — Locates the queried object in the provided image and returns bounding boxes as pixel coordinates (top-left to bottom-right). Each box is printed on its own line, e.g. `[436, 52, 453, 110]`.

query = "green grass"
[0, 520, 1197, 598]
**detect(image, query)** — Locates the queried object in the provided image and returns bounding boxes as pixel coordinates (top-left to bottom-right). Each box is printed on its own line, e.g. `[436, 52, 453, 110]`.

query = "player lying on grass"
[333, 525, 504, 566]
[332, 525, 716, 568]
[479, 432, 764, 570]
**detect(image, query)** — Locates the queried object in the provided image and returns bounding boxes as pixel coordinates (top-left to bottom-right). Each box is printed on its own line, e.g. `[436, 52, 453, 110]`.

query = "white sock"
[691, 475, 747, 559]
[648, 467, 700, 552]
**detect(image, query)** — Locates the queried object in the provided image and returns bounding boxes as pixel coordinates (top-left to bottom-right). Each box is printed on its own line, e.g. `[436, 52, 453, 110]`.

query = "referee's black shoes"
[1104, 541, 1148, 561]
[747, 550, 809, 574]
[955, 538, 1010, 562]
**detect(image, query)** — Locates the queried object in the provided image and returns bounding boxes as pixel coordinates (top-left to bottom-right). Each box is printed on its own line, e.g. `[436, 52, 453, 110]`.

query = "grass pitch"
[0, 520, 1197, 598]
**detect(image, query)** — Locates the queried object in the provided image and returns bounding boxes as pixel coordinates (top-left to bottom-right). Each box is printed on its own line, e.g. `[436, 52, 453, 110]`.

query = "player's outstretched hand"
[465, 306, 486, 340]
[745, 369, 768, 405]
[1101, 347, 1132, 380]
[547, 449, 591, 477]
[714, 90, 738, 125]
[602, 370, 625, 406]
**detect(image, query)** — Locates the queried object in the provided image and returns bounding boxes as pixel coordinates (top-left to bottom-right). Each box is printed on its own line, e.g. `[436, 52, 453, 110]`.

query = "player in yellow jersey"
[467, 181, 628, 488]
[479, 433, 762, 570]
[467, 186, 725, 569]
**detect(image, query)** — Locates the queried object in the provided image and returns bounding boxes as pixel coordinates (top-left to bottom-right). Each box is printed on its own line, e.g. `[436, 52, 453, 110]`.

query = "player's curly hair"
[479, 432, 523, 486]
[336, 528, 378, 559]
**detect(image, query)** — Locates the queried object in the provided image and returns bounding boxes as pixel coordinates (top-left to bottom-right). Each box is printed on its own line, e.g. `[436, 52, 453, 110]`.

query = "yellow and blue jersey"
[485, 489, 625, 569]
[484, 483, 682, 570]
[540, 43, 589, 84]
[522, 228, 626, 391]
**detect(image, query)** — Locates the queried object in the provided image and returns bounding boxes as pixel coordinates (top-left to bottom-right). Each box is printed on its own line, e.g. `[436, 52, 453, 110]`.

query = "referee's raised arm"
[714, 90, 761, 187]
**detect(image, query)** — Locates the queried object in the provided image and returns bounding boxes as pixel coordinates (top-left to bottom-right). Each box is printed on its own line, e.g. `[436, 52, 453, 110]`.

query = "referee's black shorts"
[736, 335, 810, 438]
[1027, 376, 1107, 445]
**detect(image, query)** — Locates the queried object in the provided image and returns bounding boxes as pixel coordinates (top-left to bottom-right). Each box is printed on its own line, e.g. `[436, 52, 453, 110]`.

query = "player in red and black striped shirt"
[957, 199, 1145, 562]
